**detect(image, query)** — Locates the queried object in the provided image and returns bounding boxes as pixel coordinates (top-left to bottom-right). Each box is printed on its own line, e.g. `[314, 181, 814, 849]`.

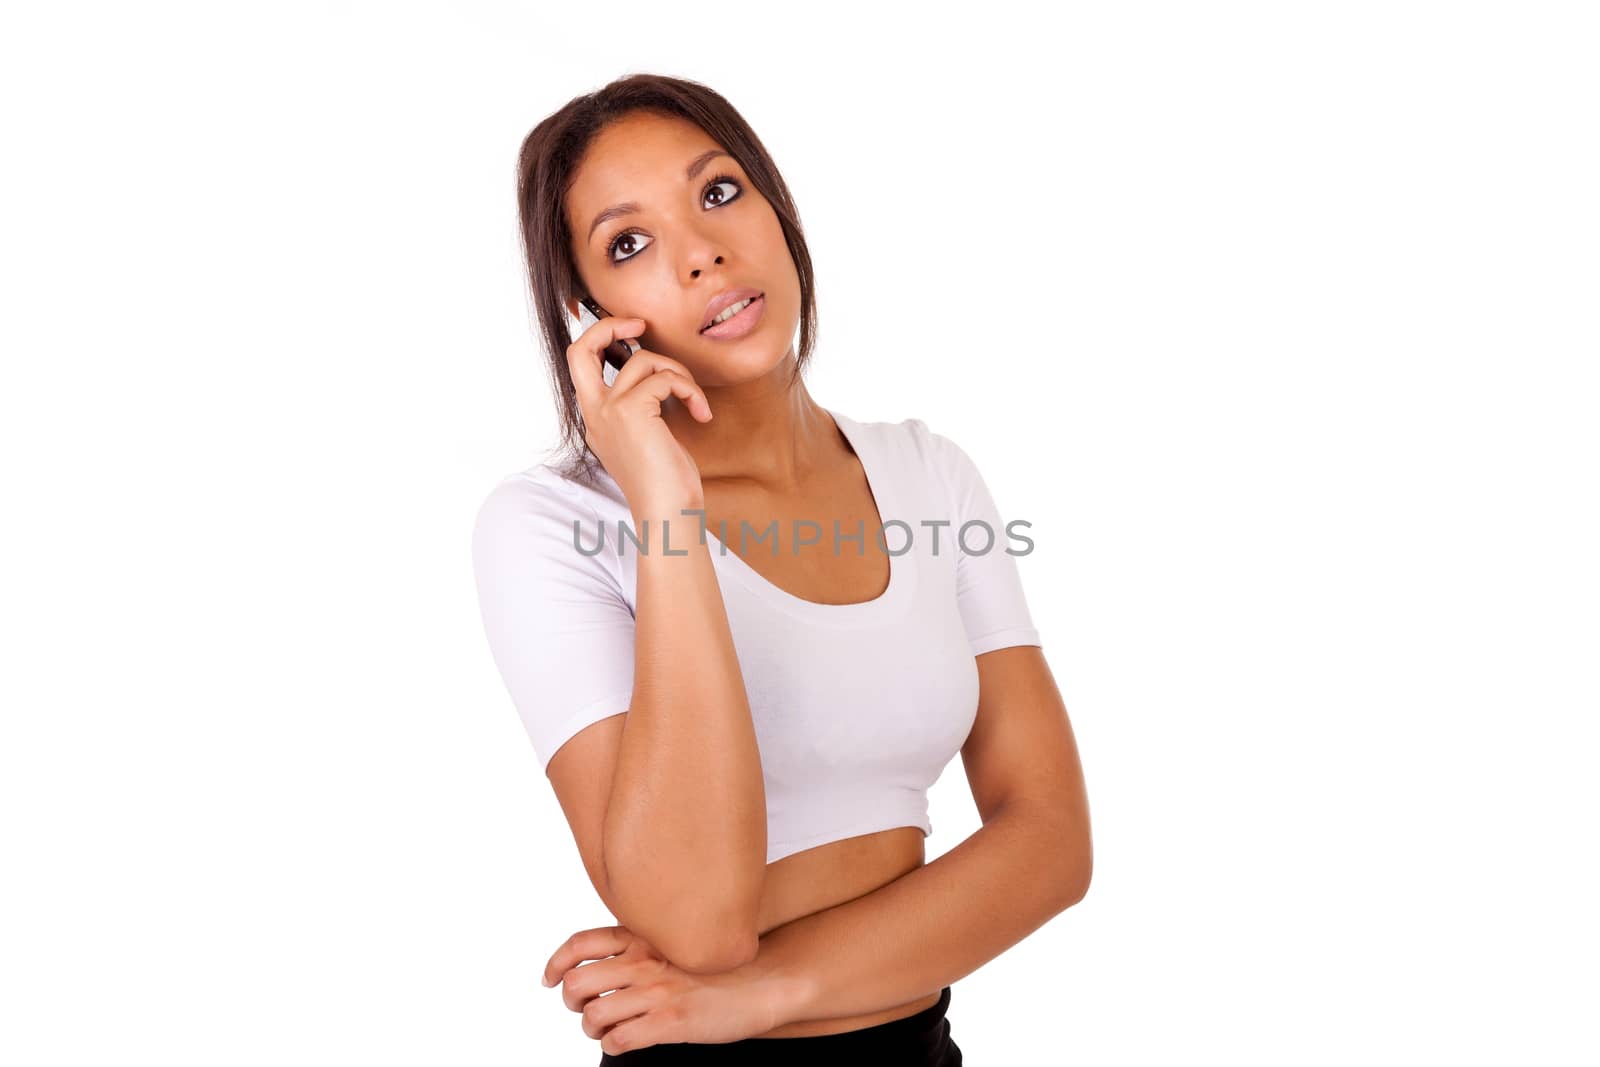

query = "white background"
[3, 1, 1596, 1063]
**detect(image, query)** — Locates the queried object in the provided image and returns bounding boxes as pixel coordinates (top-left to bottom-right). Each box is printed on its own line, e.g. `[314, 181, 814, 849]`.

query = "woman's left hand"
[541, 925, 784, 1056]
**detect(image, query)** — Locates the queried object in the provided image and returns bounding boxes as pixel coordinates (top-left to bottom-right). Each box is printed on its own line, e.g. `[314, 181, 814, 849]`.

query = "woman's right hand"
[566, 314, 714, 518]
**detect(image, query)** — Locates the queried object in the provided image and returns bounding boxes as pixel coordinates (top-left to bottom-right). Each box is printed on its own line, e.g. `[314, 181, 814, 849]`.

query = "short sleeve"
[927, 427, 1043, 657]
[471, 471, 636, 771]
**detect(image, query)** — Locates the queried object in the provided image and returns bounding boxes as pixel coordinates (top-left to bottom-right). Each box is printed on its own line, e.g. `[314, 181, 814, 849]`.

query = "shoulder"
[474, 458, 632, 532]
[470, 463, 634, 624]
[469, 463, 626, 584]
[839, 411, 985, 494]
[472, 464, 587, 543]
[843, 410, 969, 455]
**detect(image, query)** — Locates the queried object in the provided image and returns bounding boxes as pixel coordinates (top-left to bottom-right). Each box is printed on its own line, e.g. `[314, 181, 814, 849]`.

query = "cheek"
[624, 260, 679, 316]
[758, 203, 787, 245]
[752, 213, 794, 275]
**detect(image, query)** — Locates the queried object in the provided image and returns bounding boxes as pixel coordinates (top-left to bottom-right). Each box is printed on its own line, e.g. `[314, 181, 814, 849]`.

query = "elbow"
[1041, 815, 1093, 910]
[1056, 842, 1094, 908]
[1059, 863, 1092, 908]
[669, 895, 761, 974]
[602, 836, 765, 973]
[643, 880, 761, 973]
[606, 876, 761, 974]
[656, 922, 759, 975]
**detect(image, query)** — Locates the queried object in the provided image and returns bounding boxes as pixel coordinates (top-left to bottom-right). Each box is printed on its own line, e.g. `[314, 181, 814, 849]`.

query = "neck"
[658, 354, 837, 495]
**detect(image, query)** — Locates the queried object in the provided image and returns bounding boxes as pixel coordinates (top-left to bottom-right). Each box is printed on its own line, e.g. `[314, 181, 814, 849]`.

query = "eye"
[702, 175, 742, 208]
[607, 173, 746, 265]
[607, 231, 648, 265]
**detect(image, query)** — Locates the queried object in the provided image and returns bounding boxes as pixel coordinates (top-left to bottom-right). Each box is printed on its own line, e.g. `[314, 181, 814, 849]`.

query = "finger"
[567, 317, 645, 414]
[557, 954, 649, 1012]
[626, 368, 714, 422]
[542, 925, 627, 988]
[608, 348, 697, 395]
[611, 355, 713, 422]
[542, 925, 630, 988]
[581, 984, 657, 1039]
[599, 1007, 667, 1058]
[558, 958, 615, 1012]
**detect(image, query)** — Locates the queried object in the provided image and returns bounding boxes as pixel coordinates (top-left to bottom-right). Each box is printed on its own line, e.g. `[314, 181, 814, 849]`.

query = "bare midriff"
[748, 825, 942, 1038]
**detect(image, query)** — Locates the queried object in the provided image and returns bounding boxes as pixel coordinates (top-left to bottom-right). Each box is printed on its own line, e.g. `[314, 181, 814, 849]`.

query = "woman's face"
[564, 111, 801, 386]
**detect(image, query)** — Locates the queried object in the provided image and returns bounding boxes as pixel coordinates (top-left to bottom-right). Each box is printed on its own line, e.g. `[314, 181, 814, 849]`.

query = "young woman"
[472, 73, 1092, 1064]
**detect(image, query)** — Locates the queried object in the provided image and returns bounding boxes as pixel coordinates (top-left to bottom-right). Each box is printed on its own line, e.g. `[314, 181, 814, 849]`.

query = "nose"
[689, 253, 725, 280]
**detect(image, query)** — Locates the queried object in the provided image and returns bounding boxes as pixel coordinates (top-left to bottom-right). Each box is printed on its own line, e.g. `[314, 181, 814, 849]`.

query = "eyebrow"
[585, 149, 734, 244]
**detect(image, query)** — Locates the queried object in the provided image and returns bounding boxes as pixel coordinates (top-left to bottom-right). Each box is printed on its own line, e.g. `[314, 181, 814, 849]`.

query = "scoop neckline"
[700, 408, 915, 626]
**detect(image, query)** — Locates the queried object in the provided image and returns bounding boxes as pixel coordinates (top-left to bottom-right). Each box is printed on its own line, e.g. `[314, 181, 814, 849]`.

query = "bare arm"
[526, 321, 765, 975]
[736, 644, 1091, 1021]
[600, 495, 766, 973]
[738, 800, 1088, 1024]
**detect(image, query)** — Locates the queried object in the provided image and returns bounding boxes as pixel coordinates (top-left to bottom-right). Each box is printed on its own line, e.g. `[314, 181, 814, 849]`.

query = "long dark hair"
[516, 73, 820, 483]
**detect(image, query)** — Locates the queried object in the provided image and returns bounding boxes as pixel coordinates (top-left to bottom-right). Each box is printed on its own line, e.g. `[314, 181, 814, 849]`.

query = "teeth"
[706, 296, 755, 328]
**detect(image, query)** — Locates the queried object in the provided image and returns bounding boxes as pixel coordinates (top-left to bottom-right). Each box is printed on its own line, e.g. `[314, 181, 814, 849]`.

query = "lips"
[700, 287, 764, 332]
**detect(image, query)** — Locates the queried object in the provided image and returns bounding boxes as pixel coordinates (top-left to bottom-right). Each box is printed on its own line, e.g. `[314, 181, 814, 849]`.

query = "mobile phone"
[576, 295, 640, 372]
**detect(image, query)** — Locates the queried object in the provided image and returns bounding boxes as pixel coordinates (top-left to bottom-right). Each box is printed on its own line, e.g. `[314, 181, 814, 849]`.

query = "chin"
[692, 340, 790, 386]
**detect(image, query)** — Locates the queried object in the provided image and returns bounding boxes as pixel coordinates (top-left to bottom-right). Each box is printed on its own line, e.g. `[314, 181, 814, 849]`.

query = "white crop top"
[470, 410, 1042, 863]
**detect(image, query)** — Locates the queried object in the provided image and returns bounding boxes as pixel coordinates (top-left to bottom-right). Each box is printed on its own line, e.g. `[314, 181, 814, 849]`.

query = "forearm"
[741, 804, 1090, 1024]
[603, 499, 766, 965]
